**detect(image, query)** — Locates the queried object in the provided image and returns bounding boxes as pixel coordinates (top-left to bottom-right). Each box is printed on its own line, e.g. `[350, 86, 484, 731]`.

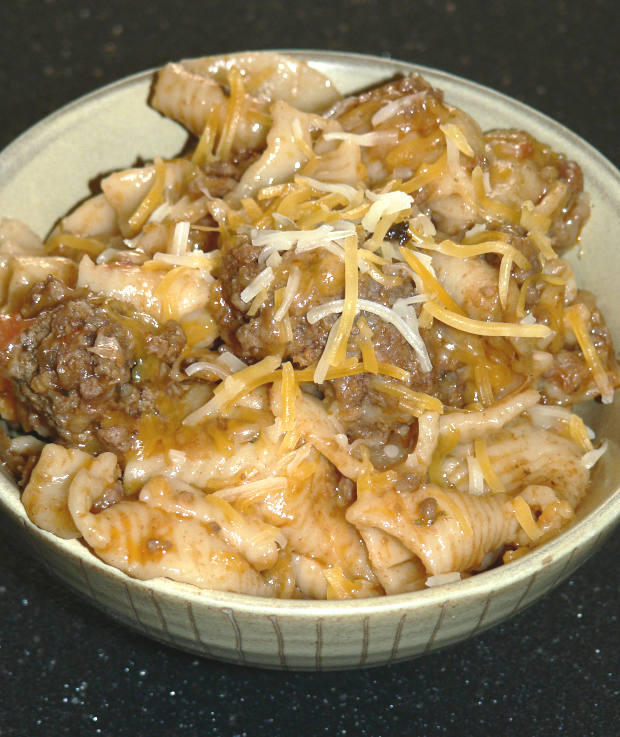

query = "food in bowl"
[0, 52, 616, 600]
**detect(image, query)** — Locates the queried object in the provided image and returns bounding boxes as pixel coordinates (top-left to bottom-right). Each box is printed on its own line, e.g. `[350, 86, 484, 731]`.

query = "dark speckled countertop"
[0, 1, 618, 735]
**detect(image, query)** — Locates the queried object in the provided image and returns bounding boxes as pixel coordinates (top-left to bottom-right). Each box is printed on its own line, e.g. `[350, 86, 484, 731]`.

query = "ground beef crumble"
[1, 278, 188, 456]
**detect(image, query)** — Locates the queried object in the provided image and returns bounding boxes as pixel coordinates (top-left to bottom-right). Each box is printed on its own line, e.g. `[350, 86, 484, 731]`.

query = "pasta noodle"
[0, 52, 617, 599]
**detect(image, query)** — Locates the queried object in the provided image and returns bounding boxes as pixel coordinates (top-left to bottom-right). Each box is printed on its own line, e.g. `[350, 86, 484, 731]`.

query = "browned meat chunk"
[1, 281, 188, 456]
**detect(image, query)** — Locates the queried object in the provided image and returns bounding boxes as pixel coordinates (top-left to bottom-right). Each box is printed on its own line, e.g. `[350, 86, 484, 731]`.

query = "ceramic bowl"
[0, 51, 618, 670]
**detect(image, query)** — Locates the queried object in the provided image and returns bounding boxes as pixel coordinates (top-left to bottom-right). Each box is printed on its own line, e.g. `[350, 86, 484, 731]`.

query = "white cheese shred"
[307, 297, 432, 372]
[240, 267, 275, 304]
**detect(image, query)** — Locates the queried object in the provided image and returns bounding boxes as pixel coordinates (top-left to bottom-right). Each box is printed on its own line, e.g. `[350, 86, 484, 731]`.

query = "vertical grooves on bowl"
[468, 593, 491, 640]
[358, 616, 370, 666]
[550, 547, 577, 590]
[388, 613, 407, 664]
[124, 582, 148, 635]
[149, 590, 177, 646]
[186, 601, 214, 658]
[269, 615, 288, 670]
[424, 601, 448, 653]
[315, 618, 323, 671]
[511, 570, 538, 617]
[222, 608, 246, 665]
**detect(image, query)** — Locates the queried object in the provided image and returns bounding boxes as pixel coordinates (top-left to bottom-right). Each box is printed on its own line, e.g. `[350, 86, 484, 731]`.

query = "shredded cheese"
[568, 414, 594, 452]
[471, 166, 519, 223]
[512, 496, 542, 541]
[423, 300, 552, 339]
[498, 254, 512, 309]
[313, 317, 342, 385]
[362, 190, 413, 232]
[294, 175, 361, 205]
[213, 476, 288, 502]
[329, 235, 359, 366]
[399, 247, 464, 315]
[273, 267, 300, 322]
[581, 440, 608, 470]
[371, 91, 426, 126]
[183, 355, 281, 425]
[474, 437, 505, 492]
[370, 377, 443, 416]
[516, 273, 566, 318]
[191, 110, 219, 167]
[357, 317, 379, 374]
[307, 298, 432, 372]
[280, 362, 296, 433]
[466, 453, 485, 495]
[240, 267, 275, 304]
[127, 158, 166, 233]
[215, 67, 245, 161]
[565, 304, 614, 404]
[323, 130, 399, 147]
[440, 123, 475, 157]
[45, 233, 106, 257]
[169, 220, 190, 256]
[415, 238, 530, 271]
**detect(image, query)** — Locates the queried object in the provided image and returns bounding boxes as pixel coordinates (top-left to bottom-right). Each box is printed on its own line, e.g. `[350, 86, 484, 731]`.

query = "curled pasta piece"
[22, 443, 93, 539]
[431, 251, 509, 321]
[231, 102, 322, 204]
[252, 452, 378, 593]
[516, 484, 575, 543]
[68, 453, 273, 596]
[448, 418, 588, 508]
[76, 256, 164, 318]
[60, 193, 119, 240]
[139, 476, 286, 571]
[101, 159, 193, 234]
[151, 53, 339, 145]
[347, 482, 517, 576]
[357, 527, 427, 594]
[275, 387, 364, 481]
[123, 429, 280, 492]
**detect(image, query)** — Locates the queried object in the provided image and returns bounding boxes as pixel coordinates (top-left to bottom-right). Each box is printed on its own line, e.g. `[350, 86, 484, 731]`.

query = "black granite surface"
[0, 1, 618, 735]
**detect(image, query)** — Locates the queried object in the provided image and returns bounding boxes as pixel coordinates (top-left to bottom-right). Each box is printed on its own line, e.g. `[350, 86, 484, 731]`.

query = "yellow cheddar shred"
[127, 157, 166, 233]
[472, 166, 519, 223]
[215, 67, 245, 161]
[191, 110, 219, 167]
[565, 304, 614, 403]
[358, 317, 379, 374]
[512, 496, 542, 541]
[423, 300, 552, 339]
[400, 246, 465, 315]
[281, 361, 296, 434]
[45, 233, 106, 257]
[474, 437, 505, 492]
[329, 235, 359, 366]
[569, 413, 593, 452]
[370, 377, 443, 416]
